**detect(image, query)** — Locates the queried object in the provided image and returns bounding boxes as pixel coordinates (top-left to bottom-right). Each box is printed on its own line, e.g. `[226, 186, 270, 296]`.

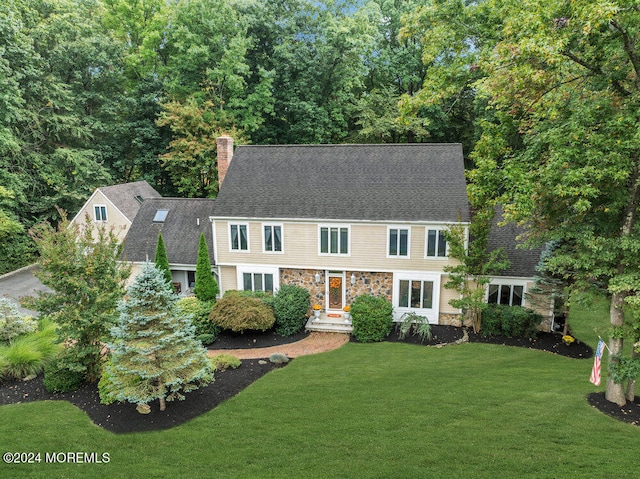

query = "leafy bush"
[210, 353, 241, 371]
[350, 294, 393, 342]
[481, 304, 542, 338]
[0, 298, 37, 344]
[398, 312, 432, 343]
[177, 297, 218, 345]
[273, 285, 310, 336]
[44, 360, 85, 393]
[209, 295, 275, 332]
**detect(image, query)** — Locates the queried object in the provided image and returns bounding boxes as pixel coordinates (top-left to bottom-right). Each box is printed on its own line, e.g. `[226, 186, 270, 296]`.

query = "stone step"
[305, 316, 353, 333]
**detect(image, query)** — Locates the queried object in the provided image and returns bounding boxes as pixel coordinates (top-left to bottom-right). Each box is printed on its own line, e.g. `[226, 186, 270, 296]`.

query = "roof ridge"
[237, 143, 462, 148]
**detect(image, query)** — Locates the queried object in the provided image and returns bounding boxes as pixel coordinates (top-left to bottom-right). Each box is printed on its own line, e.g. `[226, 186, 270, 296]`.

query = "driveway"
[0, 265, 50, 315]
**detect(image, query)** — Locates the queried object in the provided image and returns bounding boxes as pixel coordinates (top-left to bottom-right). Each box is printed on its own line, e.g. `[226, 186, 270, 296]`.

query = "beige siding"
[215, 220, 461, 272]
[73, 190, 130, 242]
[439, 279, 461, 314]
[219, 265, 238, 292]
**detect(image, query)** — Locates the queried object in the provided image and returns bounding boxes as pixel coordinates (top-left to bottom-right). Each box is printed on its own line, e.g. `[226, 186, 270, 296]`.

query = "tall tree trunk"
[626, 349, 638, 402]
[158, 380, 166, 411]
[606, 159, 640, 406]
[606, 292, 627, 406]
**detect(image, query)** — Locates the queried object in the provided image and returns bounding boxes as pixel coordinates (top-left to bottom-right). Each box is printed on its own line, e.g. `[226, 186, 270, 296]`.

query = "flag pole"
[597, 336, 611, 354]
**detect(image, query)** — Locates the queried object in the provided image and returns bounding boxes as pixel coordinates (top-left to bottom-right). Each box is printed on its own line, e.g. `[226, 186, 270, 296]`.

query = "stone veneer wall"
[345, 271, 393, 306]
[279, 269, 394, 310]
[280, 269, 326, 307]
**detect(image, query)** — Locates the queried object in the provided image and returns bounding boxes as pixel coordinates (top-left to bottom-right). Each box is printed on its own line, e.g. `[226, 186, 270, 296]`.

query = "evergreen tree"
[154, 232, 172, 286]
[194, 233, 218, 302]
[99, 262, 214, 412]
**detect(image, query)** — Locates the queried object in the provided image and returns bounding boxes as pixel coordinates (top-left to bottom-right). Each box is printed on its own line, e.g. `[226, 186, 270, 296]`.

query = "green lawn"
[1, 331, 639, 478]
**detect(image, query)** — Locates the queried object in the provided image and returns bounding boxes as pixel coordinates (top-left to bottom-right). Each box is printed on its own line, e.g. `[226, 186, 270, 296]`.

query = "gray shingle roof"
[99, 180, 161, 222]
[214, 144, 469, 223]
[122, 198, 216, 266]
[488, 206, 542, 278]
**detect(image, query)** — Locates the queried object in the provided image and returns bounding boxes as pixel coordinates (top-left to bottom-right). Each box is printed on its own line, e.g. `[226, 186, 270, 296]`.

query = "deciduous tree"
[23, 210, 130, 381]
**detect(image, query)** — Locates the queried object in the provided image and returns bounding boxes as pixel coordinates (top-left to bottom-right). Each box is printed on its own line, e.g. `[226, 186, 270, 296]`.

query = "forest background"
[1, 0, 474, 273]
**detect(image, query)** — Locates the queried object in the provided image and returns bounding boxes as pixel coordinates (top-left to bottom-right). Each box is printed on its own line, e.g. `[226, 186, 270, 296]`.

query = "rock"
[136, 403, 151, 414]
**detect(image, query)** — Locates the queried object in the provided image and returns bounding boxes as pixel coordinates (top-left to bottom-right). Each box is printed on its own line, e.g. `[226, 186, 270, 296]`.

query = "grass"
[1, 336, 639, 478]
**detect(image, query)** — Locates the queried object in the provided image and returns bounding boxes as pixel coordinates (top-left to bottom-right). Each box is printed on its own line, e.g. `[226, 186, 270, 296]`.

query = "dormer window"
[153, 209, 169, 223]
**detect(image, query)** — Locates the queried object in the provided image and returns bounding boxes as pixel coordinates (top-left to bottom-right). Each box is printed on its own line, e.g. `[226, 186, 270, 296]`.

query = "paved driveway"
[0, 265, 49, 315]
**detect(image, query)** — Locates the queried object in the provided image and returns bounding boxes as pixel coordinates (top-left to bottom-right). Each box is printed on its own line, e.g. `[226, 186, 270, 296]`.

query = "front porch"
[306, 311, 353, 333]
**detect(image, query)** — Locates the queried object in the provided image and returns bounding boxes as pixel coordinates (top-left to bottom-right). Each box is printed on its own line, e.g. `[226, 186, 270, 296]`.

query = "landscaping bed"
[1, 326, 637, 432]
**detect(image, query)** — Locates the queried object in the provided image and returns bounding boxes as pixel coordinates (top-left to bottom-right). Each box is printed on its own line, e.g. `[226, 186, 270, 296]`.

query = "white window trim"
[318, 224, 351, 256]
[236, 266, 280, 293]
[262, 223, 284, 254]
[93, 204, 107, 222]
[486, 279, 528, 307]
[229, 223, 250, 252]
[392, 272, 441, 324]
[387, 226, 411, 258]
[425, 227, 449, 259]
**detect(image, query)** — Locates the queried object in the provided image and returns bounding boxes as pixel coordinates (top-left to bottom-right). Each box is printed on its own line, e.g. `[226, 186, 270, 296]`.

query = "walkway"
[207, 331, 350, 359]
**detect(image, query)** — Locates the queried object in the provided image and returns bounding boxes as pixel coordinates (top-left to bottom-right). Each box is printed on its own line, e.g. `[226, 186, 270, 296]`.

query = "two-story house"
[210, 137, 471, 330]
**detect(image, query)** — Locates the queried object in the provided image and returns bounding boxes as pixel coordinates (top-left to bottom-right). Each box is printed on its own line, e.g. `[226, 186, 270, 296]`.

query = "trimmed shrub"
[209, 295, 275, 332]
[273, 285, 310, 336]
[269, 353, 289, 364]
[177, 297, 218, 345]
[194, 233, 219, 301]
[481, 304, 542, 338]
[350, 294, 394, 342]
[210, 353, 241, 371]
[44, 360, 85, 393]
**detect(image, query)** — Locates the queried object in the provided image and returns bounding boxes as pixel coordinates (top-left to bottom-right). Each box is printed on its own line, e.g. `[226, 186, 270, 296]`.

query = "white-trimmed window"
[263, 224, 283, 253]
[319, 226, 349, 255]
[392, 273, 440, 324]
[238, 266, 279, 293]
[94, 205, 107, 222]
[230, 224, 249, 251]
[426, 228, 447, 258]
[388, 227, 410, 257]
[399, 279, 434, 309]
[487, 281, 526, 306]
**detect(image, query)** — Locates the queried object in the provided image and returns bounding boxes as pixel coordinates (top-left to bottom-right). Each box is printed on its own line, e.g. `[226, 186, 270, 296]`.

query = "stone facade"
[280, 268, 326, 308]
[345, 271, 393, 306]
[279, 268, 394, 310]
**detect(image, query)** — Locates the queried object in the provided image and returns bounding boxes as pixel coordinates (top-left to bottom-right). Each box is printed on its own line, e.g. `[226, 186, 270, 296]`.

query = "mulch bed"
[0, 360, 283, 434]
[1, 326, 637, 432]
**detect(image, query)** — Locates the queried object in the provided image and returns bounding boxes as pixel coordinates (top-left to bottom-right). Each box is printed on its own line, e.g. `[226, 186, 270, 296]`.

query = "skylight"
[153, 209, 169, 222]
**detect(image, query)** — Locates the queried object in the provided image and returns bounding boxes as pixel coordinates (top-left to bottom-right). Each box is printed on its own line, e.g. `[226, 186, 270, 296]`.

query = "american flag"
[589, 339, 606, 386]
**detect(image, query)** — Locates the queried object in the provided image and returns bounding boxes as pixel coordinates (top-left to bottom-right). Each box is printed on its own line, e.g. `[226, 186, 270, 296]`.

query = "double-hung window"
[230, 224, 248, 251]
[487, 283, 524, 306]
[426, 229, 447, 258]
[263, 224, 282, 253]
[94, 205, 107, 222]
[389, 228, 409, 257]
[320, 226, 349, 255]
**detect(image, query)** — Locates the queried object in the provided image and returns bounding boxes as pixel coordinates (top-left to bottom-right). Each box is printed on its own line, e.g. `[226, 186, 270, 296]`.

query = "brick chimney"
[216, 136, 234, 189]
